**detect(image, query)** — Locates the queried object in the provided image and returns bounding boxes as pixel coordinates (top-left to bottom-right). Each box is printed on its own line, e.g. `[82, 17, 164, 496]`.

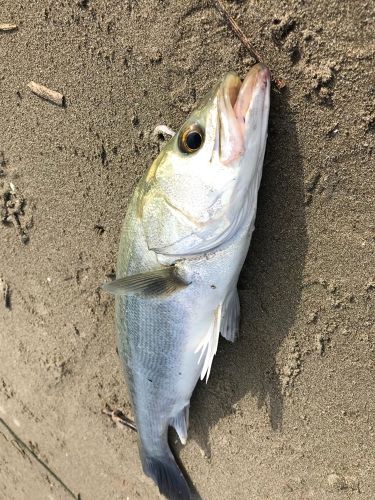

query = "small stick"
[0, 417, 80, 500]
[0, 278, 10, 310]
[103, 408, 137, 432]
[0, 23, 18, 32]
[153, 125, 176, 139]
[27, 81, 66, 107]
[212, 0, 262, 63]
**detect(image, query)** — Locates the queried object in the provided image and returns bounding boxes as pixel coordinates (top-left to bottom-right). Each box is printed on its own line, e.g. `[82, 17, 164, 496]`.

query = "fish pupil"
[186, 131, 202, 151]
[178, 124, 204, 153]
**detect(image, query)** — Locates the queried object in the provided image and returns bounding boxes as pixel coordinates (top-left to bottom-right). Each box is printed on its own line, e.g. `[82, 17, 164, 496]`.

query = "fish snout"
[218, 64, 270, 166]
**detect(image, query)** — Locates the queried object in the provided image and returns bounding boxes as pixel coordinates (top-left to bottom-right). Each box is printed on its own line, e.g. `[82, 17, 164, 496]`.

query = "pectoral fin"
[102, 267, 189, 297]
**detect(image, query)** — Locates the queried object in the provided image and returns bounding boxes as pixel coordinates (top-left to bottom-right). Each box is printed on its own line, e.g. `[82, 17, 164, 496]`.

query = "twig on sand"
[0, 417, 81, 500]
[103, 407, 137, 432]
[212, 0, 262, 63]
[0, 278, 10, 310]
[212, 0, 289, 90]
[153, 125, 176, 139]
[27, 81, 66, 107]
[0, 23, 18, 32]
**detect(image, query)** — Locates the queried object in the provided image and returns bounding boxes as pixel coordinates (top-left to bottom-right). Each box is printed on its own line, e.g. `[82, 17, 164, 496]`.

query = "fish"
[103, 63, 270, 499]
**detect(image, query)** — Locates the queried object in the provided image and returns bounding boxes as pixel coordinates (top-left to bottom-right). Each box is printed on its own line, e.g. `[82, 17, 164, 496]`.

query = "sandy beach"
[0, 1, 374, 498]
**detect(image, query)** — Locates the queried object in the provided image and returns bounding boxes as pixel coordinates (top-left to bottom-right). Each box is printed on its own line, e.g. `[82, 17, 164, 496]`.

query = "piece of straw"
[27, 81, 66, 107]
[0, 23, 18, 32]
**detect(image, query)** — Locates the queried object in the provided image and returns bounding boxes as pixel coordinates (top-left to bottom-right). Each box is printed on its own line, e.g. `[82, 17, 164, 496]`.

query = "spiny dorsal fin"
[102, 267, 189, 297]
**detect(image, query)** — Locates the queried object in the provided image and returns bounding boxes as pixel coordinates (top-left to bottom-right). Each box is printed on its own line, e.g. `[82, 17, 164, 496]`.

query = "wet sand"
[0, 1, 374, 498]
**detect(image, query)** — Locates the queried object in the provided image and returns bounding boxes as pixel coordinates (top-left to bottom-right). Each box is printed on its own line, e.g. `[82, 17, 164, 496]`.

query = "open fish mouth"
[218, 63, 271, 165]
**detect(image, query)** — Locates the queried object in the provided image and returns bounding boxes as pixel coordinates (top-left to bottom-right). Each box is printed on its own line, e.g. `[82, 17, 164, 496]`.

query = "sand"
[0, 0, 374, 499]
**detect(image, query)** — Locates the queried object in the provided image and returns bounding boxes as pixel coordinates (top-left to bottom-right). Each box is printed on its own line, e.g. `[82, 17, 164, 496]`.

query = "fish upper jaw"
[218, 63, 271, 166]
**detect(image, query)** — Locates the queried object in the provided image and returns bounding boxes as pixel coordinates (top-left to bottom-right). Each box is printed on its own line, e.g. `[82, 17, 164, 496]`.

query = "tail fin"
[142, 454, 191, 500]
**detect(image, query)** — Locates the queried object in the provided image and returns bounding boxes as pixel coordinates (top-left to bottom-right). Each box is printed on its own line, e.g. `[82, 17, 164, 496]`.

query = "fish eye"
[178, 124, 204, 154]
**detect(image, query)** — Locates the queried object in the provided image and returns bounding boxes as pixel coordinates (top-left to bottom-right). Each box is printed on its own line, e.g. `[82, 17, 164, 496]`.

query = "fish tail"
[141, 449, 191, 500]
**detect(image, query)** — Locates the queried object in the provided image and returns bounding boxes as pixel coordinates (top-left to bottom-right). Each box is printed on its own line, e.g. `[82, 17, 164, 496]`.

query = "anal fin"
[195, 304, 222, 383]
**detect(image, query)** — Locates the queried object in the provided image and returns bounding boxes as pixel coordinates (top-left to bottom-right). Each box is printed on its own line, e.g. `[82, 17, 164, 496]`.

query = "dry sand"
[0, 1, 374, 499]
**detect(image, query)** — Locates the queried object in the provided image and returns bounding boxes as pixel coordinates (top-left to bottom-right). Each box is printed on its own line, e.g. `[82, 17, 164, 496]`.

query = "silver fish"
[104, 63, 270, 499]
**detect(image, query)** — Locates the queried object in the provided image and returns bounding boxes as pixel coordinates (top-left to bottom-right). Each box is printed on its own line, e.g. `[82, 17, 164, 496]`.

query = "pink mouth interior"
[219, 64, 270, 165]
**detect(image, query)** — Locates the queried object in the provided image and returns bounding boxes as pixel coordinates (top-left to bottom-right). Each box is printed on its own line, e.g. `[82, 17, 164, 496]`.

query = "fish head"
[139, 63, 271, 257]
